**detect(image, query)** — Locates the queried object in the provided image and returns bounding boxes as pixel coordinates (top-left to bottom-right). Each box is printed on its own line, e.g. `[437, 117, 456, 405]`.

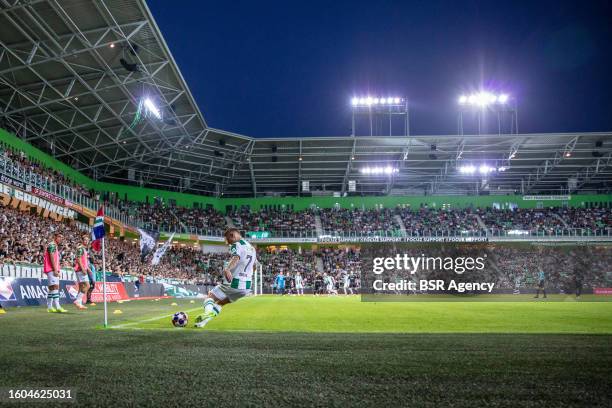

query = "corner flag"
[91, 207, 105, 251]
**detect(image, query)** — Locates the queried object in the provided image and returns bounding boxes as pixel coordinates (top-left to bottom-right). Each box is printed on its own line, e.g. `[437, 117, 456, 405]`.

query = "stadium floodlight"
[360, 166, 399, 175]
[458, 165, 476, 174]
[351, 96, 406, 107]
[143, 98, 161, 119]
[479, 164, 495, 174]
[458, 91, 511, 107]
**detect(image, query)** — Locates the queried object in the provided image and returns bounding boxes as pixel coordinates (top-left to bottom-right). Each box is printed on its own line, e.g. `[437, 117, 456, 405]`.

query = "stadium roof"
[1, 0, 611, 198]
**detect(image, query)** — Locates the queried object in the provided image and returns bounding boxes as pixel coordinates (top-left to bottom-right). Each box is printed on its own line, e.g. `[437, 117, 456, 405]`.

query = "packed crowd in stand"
[0, 205, 209, 284]
[1, 203, 611, 291]
[319, 208, 402, 236]
[229, 206, 316, 236]
[1, 142, 92, 198]
[118, 201, 227, 234]
[397, 207, 482, 236]
[1, 143, 611, 237]
[1, 142, 612, 292]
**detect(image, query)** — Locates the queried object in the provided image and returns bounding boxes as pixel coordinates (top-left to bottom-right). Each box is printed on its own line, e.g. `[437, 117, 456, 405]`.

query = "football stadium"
[0, 1, 611, 407]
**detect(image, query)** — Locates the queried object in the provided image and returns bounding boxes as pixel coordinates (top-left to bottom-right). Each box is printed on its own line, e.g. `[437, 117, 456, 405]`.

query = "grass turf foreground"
[0, 297, 610, 407]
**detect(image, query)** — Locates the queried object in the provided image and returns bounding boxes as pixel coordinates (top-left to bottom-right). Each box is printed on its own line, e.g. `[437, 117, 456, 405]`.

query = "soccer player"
[275, 271, 286, 295]
[349, 272, 358, 295]
[534, 268, 547, 299]
[323, 273, 337, 295]
[43, 232, 67, 313]
[73, 233, 91, 309]
[295, 271, 304, 296]
[195, 229, 257, 328]
[85, 255, 97, 305]
[342, 270, 353, 295]
[313, 273, 323, 296]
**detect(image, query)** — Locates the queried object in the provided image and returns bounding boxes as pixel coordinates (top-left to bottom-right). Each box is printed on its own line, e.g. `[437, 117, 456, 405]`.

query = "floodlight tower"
[457, 91, 518, 136]
[350, 96, 409, 137]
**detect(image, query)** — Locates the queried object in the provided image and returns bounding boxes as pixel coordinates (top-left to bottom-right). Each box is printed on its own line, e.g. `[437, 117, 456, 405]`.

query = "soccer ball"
[171, 311, 188, 327]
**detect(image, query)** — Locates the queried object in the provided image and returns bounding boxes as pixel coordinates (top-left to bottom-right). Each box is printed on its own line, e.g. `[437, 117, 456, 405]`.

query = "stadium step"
[314, 215, 324, 236]
[475, 214, 487, 230]
[552, 213, 569, 228]
[394, 215, 407, 236]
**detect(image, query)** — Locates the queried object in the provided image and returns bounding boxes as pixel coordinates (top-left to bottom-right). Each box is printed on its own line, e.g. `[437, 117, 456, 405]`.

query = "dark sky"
[147, 0, 612, 138]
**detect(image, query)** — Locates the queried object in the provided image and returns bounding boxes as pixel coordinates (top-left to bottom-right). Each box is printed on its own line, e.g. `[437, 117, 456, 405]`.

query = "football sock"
[47, 291, 54, 309]
[203, 299, 222, 317]
[76, 292, 84, 305]
[52, 290, 61, 309]
[203, 298, 215, 314]
[212, 303, 222, 316]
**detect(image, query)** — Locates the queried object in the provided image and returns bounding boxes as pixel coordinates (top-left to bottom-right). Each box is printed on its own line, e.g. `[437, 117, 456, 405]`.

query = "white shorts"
[45, 271, 59, 286]
[75, 271, 89, 284]
[296, 284, 303, 289]
[343, 282, 350, 289]
[211, 284, 250, 303]
[326, 284, 334, 291]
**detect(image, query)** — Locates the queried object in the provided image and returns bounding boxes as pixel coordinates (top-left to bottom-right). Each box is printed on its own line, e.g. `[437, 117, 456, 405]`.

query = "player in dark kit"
[349, 272, 358, 294]
[85, 254, 97, 305]
[313, 273, 324, 296]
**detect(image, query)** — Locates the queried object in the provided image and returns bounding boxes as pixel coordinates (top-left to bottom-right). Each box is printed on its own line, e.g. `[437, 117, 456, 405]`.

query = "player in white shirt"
[294, 272, 304, 296]
[342, 270, 353, 295]
[195, 228, 257, 328]
[323, 273, 337, 296]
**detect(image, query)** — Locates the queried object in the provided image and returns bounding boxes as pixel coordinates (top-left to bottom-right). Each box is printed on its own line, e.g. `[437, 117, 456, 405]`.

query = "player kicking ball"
[44, 232, 67, 313]
[73, 234, 91, 310]
[195, 228, 258, 328]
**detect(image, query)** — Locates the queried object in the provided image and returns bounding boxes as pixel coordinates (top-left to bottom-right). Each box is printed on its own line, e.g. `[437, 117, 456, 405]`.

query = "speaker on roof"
[120, 58, 139, 72]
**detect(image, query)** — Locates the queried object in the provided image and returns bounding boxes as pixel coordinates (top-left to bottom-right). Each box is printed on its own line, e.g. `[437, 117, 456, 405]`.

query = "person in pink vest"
[43, 231, 67, 313]
[73, 233, 91, 310]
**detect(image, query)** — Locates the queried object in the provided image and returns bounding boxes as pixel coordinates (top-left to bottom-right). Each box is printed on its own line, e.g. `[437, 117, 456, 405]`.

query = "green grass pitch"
[1, 296, 611, 407]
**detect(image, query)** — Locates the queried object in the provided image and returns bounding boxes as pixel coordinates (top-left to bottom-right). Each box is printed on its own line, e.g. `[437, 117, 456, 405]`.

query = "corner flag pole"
[102, 236, 108, 328]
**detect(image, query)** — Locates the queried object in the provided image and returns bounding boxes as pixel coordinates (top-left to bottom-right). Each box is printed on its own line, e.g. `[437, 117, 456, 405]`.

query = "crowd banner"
[0, 181, 76, 219]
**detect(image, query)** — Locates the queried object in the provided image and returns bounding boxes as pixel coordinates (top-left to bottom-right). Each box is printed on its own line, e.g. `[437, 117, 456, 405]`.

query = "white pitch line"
[110, 307, 202, 329]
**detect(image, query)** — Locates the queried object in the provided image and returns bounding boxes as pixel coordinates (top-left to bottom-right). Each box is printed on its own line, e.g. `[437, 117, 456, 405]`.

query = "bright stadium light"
[351, 95, 405, 107]
[458, 165, 476, 174]
[458, 91, 511, 107]
[144, 98, 161, 119]
[479, 164, 495, 174]
[360, 166, 399, 175]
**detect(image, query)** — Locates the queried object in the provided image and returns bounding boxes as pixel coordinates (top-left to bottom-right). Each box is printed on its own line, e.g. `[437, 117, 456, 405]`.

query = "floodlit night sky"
[147, 0, 612, 137]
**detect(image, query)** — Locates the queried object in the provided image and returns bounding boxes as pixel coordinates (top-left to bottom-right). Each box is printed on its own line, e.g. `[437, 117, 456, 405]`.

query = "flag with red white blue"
[91, 207, 105, 252]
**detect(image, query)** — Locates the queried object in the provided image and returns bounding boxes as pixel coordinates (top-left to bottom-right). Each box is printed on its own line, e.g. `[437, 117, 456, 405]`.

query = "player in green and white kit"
[195, 228, 258, 328]
[295, 272, 304, 296]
